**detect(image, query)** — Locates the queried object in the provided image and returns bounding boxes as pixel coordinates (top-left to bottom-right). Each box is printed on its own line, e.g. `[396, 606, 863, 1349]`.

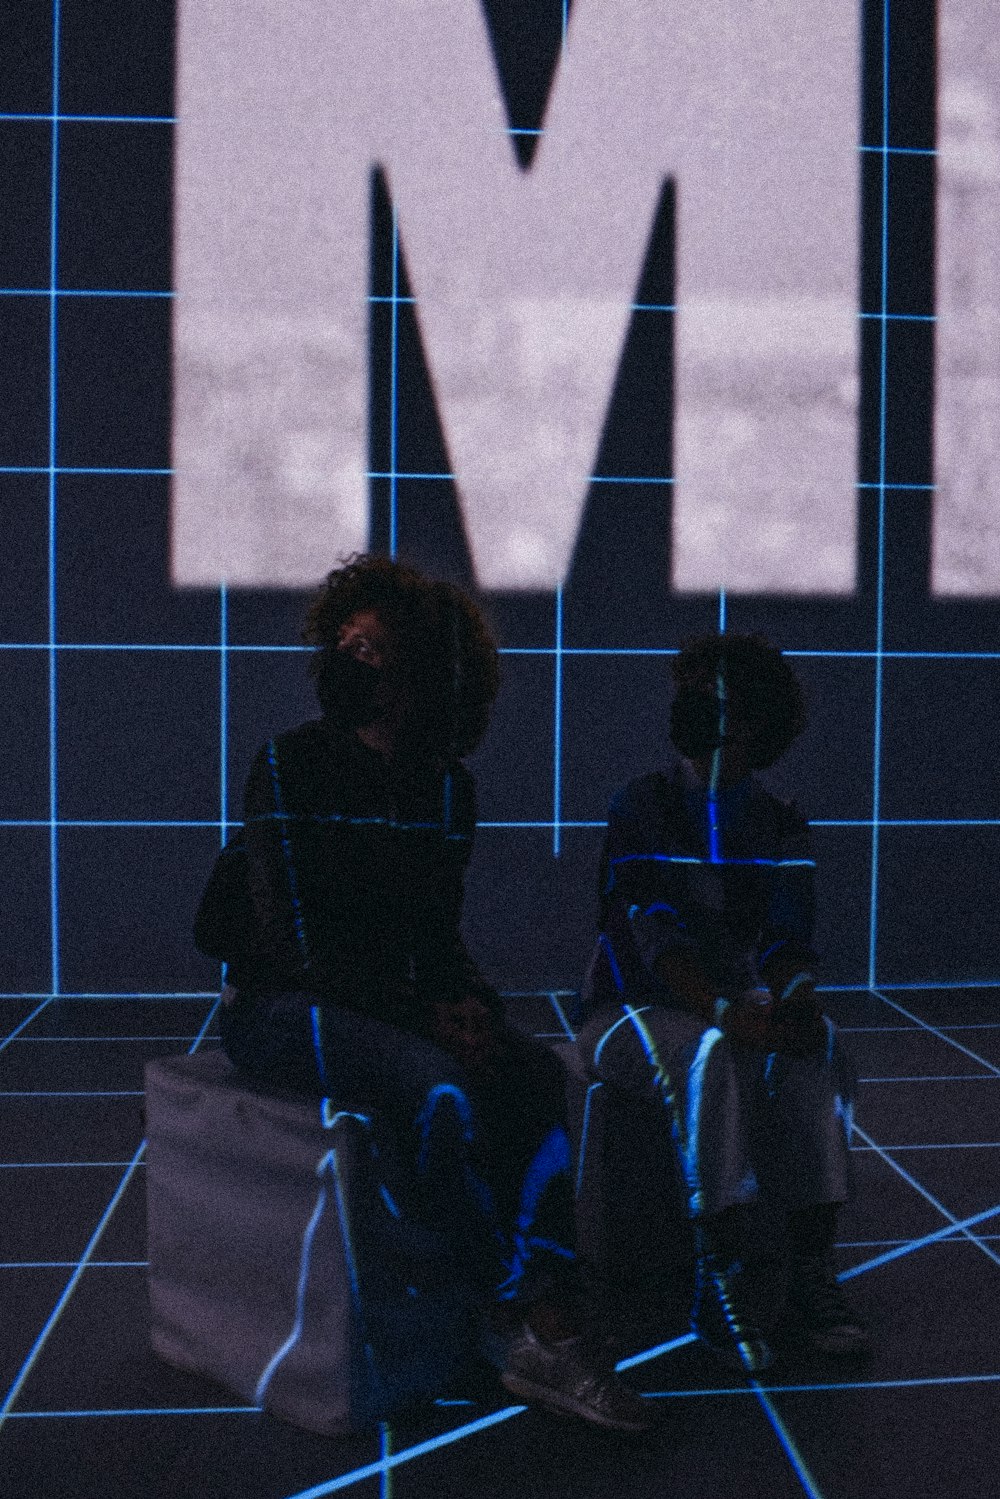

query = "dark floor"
[2, 984, 1000, 1499]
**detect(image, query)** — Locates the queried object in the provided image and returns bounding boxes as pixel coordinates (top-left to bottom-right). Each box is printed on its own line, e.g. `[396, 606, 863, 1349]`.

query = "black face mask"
[669, 685, 725, 759]
[322, 651, 384, 727]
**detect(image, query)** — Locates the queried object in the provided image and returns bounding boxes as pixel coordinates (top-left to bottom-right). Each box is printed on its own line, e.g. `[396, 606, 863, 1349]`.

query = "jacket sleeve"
[192, 833, 253, 961]
[415, 763, 502, 1013]
[759, 800, 819, 979]
[599, 779, 697, 982]
[242, 736, 330, 990]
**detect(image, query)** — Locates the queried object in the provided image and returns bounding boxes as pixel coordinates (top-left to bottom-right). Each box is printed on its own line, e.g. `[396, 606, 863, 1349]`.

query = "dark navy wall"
[4, 0, 994, 1002]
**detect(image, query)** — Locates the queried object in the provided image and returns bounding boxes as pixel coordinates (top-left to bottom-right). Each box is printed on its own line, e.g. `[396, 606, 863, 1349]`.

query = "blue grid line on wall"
[1, 0, 995, 1342]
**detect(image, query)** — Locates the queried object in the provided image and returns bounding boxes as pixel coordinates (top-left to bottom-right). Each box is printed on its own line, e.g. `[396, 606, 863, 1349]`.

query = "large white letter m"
[173, 0, 859, 593]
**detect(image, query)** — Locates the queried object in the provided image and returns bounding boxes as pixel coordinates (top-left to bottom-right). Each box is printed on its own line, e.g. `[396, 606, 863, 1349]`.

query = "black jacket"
[194, 717, 493, 1035]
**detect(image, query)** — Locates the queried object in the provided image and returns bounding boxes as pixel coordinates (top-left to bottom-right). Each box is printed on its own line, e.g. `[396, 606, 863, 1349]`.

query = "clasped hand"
[723, 982, 826, 1057]
[431, 991, 504, 1073]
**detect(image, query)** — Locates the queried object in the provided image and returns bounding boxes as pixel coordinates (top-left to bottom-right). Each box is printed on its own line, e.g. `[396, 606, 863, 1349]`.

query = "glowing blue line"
[0, 990, 220, 998]
[25, 1373, 1000, 1409]
[851, 1122, 1000, 1268]
[751, 1381, 827, 1499]
[0, 1161, 145, 1169]
[592, 1004, 649, 1069]
[0, 1141, 146, 1429]
[0, 1261, 148, 1269]
[188, 996, 223, 1053]
[858, 143, 936, 155]
[0, 819, 240, 829]
[575, 1082, 602, 1197]
[870, 988, 1000, 1078]
[255, 1177, 330, 1403]
[0, 462, 943, 487]
[0, 465, 172, 475]
[546, 991, 575, 1040]
[641, 1373, 1000, 1399]
[0, 112, 176, 124]
[839, 1202, 1000, 1281]
[858, 1075, 1000, 1083]
[718, 589, 726, 632]
[415, 1083, 474, 1172]
[852, 1142, 1000, 1150]
[380, 1422, 393, 1499]
[867, 0, 890, 993]
[9, 1032, 207, 1044]
[683, 1027, 725, 1214]
[281, 1404, 527, 1498]
[388, 207, 400, 558]
[0, 997, 54, 1054]
[266, 740, 311, 965]
[610, 853, 815, 869]
[219, 581, 228, 848]
[4, 812, 1000, 833]
[552, 585, 563, 857]
[859, 310, 935, 321]
[614, 1332, 695, 1371]
[13, 643, 1000, 664]
[47, 0, 61, 1002]
[4, 1406, 258, 1418]
[499, 1125, 573, 1297]
[0, 287, 173, 298]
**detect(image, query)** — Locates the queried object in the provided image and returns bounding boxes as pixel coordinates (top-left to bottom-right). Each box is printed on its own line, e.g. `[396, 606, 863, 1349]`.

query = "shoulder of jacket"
[610, 768, 677, 816]
[747, 777, 810, 833]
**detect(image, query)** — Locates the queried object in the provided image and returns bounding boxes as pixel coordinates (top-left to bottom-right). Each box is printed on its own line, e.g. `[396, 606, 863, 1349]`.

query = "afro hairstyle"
[671, 631, 807, 770]
[302, 554, 500, 760]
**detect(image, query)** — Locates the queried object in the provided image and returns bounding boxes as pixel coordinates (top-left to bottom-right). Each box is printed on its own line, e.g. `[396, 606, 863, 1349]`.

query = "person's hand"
[432, 991, 504, 1073]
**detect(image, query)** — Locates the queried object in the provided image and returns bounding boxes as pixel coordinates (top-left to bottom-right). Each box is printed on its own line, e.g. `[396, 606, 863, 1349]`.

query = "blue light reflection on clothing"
[498, 1125, 573, 1300]
[255, 1100, 373, 1403]
[265, 739, 311, 964]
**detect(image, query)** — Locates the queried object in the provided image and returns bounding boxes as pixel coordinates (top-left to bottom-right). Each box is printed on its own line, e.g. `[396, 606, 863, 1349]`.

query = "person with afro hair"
[194, 554, 648, 1433]
[576, 631, 867, 1373]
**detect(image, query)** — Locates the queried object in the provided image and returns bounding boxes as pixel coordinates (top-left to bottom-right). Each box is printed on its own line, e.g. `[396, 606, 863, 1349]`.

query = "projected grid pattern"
[4, 0, 1000, 1494]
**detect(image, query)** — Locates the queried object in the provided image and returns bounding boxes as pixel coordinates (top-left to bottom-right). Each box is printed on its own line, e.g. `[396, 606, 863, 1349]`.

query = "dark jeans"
[220, 990, 577, 1310]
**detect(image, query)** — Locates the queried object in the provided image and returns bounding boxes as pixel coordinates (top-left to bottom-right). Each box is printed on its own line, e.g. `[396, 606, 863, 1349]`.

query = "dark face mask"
[669, 685, 725, 759]
[322, 651, 384, 727]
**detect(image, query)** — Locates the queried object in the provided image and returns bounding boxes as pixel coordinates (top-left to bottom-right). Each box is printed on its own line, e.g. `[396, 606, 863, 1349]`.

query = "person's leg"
[476, 1029, 650, 1431]
[578, 1002, 772, 1372]
[222, 990, 501, 1293]
[752, 1018, 868, 1354]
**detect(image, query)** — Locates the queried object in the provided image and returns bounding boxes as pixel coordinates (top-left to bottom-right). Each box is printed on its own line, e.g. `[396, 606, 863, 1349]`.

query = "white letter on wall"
[934, 0, 1000, 595]
[173, 1, 859, 592]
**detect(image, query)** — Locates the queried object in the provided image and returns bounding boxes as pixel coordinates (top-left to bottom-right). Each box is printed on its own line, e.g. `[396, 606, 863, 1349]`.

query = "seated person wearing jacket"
[576, 632, 867, 1372]
[195, 554, 648, 1432]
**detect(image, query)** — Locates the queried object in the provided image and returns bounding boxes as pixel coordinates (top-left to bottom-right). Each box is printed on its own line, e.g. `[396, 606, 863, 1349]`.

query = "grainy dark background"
[4, 0, 991, 1002]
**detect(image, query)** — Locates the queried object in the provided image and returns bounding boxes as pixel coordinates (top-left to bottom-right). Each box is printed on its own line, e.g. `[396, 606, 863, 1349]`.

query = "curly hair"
[672, 632, 807, 770]
[302, 555, 500, 759]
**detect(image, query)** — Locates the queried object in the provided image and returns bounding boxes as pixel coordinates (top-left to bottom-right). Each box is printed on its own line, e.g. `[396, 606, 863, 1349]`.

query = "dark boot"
[785, 1204, 869, 1355]
[691, 1208, 773, 1373]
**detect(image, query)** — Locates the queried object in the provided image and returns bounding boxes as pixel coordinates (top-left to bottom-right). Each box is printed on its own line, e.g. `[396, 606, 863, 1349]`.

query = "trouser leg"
[222, 992, 499, 1293]
[578, 1005, 854, 1223]
[222, 992, 577, 1308]
[579, 1004, 756, 1219]
[472, 1031, 578, 1309]
[749, 1018, 855, 1211]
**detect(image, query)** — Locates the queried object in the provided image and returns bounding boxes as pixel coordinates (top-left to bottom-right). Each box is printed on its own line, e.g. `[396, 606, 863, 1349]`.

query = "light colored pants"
[577, 1003, 854, 1220]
